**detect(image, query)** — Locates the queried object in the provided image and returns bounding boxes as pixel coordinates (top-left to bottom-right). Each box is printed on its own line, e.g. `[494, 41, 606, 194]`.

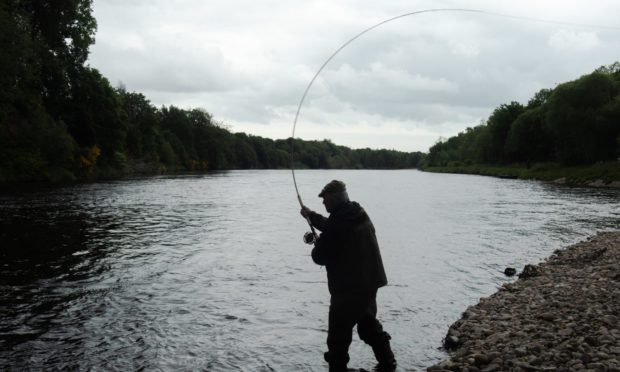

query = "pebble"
[427, 232, 620, 371]
[473, 353, 490, 366]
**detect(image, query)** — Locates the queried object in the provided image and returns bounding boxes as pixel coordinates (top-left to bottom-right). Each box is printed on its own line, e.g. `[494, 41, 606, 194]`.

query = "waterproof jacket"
[308, 201, 388, 295]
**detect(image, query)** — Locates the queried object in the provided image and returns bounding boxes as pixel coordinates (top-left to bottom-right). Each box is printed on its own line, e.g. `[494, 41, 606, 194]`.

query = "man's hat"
[319, 180, 346, 197]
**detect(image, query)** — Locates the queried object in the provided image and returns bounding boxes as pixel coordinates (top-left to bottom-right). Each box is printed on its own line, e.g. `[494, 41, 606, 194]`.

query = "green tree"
[64, 68, 127, 171]
[483, 101, 525, 163]
[546, 72, 620, 164]
[0, 0, 94, 182]
[505, 107, 551, 164]
[527, 88, 552, 109]
[117, 89, 160, 161]
[20, 0, 97, 117]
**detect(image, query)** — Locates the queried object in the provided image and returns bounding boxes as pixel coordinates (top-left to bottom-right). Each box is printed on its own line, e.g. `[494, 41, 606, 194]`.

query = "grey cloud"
[90, 41, 242, 93]
[294, 11, 618, 126]
[88, 0, 620, 151]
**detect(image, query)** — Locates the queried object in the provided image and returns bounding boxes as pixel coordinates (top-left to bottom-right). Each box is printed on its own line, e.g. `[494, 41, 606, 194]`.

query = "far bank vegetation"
[422, 63, 620, 184]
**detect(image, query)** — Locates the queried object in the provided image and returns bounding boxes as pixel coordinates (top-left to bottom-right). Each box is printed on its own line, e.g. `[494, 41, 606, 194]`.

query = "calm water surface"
[1, 170, 619, 371]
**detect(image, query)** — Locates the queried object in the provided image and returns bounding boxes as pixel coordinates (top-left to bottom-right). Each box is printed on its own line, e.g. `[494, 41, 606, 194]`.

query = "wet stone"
[540, 313, 556, 322]
[515, 347, 528, 357]
[513, 361, 540, 371]
[444, 334, 460, 350]
[481, 363, 501, 372]
[601, 315, 618, 327]
[519, 264, 542, 279]
[473, 353, 490, 366]
[586, 362, 606, 371]
[595, 352, 609, 360]
[569, 359, 584, 366]
[585, 336, 600, 346]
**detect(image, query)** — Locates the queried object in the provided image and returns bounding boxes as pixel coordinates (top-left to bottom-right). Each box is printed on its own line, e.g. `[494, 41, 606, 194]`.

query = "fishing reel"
[303, 231, 316, 245]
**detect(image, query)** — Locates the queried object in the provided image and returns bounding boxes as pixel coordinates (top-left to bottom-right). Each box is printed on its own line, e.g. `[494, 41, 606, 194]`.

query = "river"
[1, 170, 618, 371]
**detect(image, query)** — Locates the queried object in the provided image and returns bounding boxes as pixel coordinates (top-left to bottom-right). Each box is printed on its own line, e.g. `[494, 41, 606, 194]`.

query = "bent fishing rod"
[289, 8, 620, 244]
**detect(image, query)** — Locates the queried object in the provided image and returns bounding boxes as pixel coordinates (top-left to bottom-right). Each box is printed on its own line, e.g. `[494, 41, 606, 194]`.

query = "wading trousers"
[323, 289, 395, 371]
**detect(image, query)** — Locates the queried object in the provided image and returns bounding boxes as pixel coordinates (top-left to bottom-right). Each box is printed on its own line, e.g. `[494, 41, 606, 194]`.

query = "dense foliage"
[0, 0, 422, 184]
[424, 64, 620, 168]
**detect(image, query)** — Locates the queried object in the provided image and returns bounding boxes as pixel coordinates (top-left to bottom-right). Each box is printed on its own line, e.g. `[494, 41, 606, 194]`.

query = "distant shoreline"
[427, 231, 620, 371]
[421, 162, 620, 189]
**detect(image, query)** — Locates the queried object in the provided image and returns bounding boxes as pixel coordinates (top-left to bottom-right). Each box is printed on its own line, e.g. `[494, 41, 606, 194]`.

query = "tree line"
[0, 0, 422, 184]
[2, 0, 617, 185]
[424, 63, 620, 168]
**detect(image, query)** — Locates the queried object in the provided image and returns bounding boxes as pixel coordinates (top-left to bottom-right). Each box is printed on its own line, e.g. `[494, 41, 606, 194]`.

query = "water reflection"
[0, 199, 113, 370]
[0, 171, 618, 371]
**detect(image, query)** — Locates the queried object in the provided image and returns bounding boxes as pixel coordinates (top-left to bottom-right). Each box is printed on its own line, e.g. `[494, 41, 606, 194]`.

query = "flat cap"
[318, 180, 346, 197]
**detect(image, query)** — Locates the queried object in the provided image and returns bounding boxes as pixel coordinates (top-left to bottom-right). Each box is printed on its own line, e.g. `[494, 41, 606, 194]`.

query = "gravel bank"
[428, 231, 620, 372]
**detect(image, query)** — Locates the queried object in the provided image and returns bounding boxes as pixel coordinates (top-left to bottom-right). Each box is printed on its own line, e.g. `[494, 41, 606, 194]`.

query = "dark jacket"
[309, 201, 388, 295]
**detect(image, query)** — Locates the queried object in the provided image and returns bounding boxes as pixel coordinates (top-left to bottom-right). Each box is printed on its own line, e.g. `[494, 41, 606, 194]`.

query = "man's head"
[319, 180, 349, 213]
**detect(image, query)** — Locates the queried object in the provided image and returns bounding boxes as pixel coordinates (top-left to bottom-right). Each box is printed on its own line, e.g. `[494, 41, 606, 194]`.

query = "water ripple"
[1, 170, 618, 370]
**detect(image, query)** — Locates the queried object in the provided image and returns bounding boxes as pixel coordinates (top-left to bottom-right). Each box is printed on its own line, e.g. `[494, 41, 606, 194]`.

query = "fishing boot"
[324, 351, 349, 372]
[328, 363, 348, 372]
[371, 334, 396, 372]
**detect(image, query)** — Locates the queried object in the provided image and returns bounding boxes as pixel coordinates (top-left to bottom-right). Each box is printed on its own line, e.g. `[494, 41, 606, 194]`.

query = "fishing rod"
[292, 168, 319, 244]
[290, 8, 620, 244]
[290, 9, 489, 245]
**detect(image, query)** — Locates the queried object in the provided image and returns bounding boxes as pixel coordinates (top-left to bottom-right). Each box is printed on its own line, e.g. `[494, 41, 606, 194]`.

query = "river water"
[0, 170, 618, 371]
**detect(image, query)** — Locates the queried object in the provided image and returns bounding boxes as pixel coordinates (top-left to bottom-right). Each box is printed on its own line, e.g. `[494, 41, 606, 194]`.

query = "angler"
[300, 180, 396, 372]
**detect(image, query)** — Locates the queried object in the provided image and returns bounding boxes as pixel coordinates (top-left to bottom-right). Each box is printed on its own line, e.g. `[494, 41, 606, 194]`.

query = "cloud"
[91, 42, 242, 93]
[548, 29, 602, 51]
[88, 0, 620, 152]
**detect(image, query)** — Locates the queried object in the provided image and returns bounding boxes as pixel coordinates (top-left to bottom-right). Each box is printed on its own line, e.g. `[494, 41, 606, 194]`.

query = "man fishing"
[300, 180, 396, 372]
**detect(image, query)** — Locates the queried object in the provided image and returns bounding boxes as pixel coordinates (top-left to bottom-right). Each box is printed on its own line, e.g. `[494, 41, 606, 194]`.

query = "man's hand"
[300, 205, 313, 218]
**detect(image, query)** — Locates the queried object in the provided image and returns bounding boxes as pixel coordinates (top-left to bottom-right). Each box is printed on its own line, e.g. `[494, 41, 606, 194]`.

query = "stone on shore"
[428, 231, 620, 372]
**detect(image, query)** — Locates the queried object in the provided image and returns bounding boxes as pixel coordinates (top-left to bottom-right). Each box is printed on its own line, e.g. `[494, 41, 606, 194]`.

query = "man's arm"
[308, 211, 328, 231]
[300, 206, 328, 231]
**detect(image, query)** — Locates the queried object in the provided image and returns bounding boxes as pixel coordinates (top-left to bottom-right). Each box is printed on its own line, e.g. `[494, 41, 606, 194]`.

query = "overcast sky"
[88, 0, 620, 152]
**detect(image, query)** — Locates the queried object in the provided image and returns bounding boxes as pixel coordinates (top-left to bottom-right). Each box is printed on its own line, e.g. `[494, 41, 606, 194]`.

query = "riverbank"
[427, 231, 620, 372]
[421, 162, 620, 188]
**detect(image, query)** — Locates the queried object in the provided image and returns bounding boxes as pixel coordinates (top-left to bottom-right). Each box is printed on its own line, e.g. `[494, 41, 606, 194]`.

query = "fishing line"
[290, 8, 620, 240]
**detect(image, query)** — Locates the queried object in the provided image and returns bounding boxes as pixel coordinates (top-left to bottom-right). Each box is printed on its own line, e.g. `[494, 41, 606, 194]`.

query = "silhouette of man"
[300, 180, 396, 372]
